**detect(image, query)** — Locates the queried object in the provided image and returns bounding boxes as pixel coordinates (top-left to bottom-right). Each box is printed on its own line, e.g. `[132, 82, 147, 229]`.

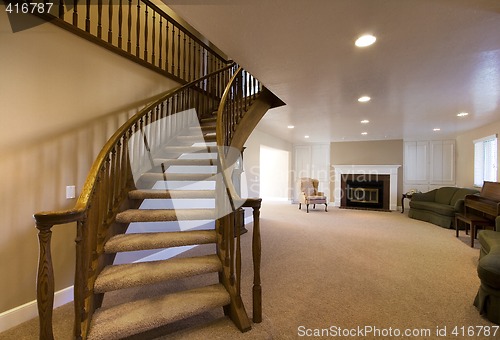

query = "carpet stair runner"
[87, 115, 231, 339]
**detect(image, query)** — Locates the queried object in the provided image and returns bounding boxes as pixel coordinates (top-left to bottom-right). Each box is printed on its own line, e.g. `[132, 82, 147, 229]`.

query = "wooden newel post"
[252, 201, 262, 323]
[36, 223, 55, 340]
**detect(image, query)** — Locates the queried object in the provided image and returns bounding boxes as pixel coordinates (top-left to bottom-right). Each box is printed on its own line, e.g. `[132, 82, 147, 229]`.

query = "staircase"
[34, 64, 283, 339]
[86, 115, 232, 339]
[32, 2, 284, 338]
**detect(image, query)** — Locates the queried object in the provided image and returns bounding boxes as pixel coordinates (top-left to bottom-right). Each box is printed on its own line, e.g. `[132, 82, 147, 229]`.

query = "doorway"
[260, 145, 290, 200]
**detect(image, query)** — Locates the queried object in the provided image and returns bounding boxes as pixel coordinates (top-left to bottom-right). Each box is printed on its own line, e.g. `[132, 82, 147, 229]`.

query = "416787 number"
[5, 2, 54, 14]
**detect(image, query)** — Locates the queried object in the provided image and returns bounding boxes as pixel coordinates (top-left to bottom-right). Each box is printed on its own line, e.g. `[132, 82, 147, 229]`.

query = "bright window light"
[474, 134, 498, 187]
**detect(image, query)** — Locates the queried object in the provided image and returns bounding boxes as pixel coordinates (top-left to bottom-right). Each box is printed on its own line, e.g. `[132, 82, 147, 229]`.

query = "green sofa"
[408, 187, 480, 228]
[474, 227, 500, 325]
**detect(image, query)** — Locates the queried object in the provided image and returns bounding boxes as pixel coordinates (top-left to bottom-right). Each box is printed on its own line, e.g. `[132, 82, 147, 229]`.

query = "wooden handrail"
[215, 67, 265, 325]
[34, 63, 237, 340]
[29, 0, 230, 84]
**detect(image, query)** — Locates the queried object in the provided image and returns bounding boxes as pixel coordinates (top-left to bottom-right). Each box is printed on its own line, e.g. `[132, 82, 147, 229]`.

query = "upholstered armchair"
[299, 177, 328, 213]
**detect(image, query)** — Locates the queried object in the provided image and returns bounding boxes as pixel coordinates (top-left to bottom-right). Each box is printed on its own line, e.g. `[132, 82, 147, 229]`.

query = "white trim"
[0, 286, 74, 333]
[332, 165, 401, 210]
[473, 134, 497, 144]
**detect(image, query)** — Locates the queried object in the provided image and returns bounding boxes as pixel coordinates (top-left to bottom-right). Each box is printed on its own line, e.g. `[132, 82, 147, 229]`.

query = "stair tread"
[88, 284, 230, 340]
[116, 209, 216, 222]
[163, 145, 218, 153]
[190, 125, 216, 131]
[139, 172, 217, 181]
[153, 158, 217, 167]
[200, 117, 217, 124]
[129, 189, 216, 200]
[105, 230, 217, 253]
[95, 254, 222, 293]
[176, 134, 217, 142]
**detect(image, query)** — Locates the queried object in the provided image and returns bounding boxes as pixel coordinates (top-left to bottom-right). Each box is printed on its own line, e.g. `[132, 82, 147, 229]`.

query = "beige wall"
[330, 140, 404, 204]
[243, 128, 293, 199]
[0, 11, 179, 312]
[456, 120, 500, 188]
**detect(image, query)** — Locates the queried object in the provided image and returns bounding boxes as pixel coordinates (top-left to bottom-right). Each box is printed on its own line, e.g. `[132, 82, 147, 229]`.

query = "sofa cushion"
[434, 187, 458, 205]
[479, 230, 500, 255]
[477, 231, 500, 289]
[450, 188, 479, 207]
[409, 201, 456, 217]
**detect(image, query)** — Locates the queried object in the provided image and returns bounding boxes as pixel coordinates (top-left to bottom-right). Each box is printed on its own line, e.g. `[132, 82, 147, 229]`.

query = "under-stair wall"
[0, 8, 181, 324]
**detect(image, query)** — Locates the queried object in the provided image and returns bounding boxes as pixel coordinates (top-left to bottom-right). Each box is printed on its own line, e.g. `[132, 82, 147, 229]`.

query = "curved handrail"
[34, 62, 237, 340]
[215, 67, 263, 206]
[216, 67, 243, 209]
[34, 62, 236, 226]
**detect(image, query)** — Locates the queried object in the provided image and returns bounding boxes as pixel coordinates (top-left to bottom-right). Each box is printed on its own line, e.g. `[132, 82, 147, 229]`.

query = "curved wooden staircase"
[34, 66, 284, 339]
[31, 2, 284, 338]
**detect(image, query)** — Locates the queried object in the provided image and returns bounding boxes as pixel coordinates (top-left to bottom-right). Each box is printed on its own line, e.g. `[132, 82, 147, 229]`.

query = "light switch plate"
[66, 185, 76, 199]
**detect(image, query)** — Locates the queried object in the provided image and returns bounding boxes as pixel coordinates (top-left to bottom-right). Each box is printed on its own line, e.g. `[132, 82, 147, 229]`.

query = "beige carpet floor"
[1, 202, 495, 339]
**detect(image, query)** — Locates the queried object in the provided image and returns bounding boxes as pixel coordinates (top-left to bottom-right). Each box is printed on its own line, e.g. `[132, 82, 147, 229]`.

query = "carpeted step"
[116, 209, 215, 223]
[176, 134, 217, 143]
[87, 284, 230, 340]
[153, 158, 217, 167]
[104, 230, 217, 253]
[128, 189, 216, 200]
[139, 172, 216, 183]
[94, 255, 222, 293]
[190, 125, 216, 133]
[201, 117, 217, 125]
[163, 145, 218, 154]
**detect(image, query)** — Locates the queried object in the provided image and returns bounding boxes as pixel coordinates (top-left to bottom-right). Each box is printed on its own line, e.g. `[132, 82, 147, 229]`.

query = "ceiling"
[165, 0, 500, 144]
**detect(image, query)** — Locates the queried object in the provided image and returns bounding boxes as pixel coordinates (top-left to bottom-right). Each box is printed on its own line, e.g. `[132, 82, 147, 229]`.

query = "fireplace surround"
[332, 165, 401, 211]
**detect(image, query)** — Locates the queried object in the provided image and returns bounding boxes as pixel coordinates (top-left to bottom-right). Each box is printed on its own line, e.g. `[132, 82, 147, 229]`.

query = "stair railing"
[33, 63, 237, 340]
[215, 67, 264, 326]
[28, 0, 229, 83]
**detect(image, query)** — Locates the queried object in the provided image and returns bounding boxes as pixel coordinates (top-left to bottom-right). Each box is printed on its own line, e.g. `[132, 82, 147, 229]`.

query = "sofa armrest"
[454, 199, 466, 213]
[411, 189, 437, 202]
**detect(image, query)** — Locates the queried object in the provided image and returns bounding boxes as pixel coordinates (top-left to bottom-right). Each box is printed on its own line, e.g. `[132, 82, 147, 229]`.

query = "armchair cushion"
[298, 177, 327, 212]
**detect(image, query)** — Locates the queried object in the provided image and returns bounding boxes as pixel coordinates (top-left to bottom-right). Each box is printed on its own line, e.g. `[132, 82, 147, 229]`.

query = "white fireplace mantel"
[332, 165, 401, 211]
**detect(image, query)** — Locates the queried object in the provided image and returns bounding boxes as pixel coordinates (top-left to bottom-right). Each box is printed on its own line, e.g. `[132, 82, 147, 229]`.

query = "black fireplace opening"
[345, 180, 384, 209]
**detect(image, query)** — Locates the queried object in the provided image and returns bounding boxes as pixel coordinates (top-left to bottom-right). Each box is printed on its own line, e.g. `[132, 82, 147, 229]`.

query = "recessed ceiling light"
[304, 135, 310, 139]
[361, 119, 370, 124]
[355, 34, 377, 47]
[361, 132, 368, 135]
[433, 128, 441, 131]
[358, 96, 371, 103]
[457, 112, 469, 117]
[287, 125, 295, 129]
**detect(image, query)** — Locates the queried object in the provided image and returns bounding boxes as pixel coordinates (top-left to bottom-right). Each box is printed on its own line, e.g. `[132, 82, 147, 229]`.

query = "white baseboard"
[0, 285, 74, 333]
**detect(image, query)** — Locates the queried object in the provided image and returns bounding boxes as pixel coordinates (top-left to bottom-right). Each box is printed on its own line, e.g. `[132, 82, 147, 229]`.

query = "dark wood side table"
[401, 193, 412, 213]
[455, 213, 494, 247]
